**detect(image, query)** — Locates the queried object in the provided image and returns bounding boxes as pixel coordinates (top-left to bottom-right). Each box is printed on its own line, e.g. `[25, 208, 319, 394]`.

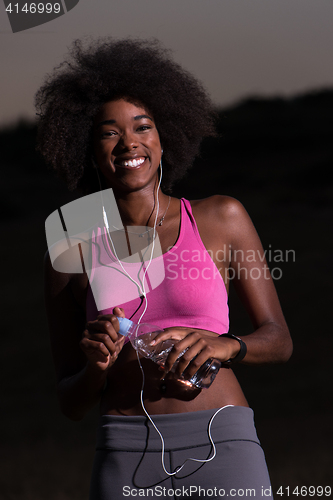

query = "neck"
[113, 186, 169, 228]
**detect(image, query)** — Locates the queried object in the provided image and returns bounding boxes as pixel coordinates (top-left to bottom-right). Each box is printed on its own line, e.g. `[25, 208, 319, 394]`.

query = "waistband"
[96, 406, 260, 452]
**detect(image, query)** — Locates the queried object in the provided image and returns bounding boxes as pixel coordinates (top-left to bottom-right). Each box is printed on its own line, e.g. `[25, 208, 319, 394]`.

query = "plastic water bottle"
[117, 317, 221, 389]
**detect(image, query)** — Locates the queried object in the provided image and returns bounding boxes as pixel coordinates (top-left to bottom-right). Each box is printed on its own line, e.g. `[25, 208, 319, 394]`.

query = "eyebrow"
[96, 115, 153, 128]
[134, 114, 153, 121]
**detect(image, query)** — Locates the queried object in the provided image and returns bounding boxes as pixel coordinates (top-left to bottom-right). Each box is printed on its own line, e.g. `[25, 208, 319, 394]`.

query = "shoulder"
[189, 195, 250, 229]
[190, 194, 245, 213]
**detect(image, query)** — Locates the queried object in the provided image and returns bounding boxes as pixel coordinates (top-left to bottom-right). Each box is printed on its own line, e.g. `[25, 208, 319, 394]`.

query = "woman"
[37, 38, 292, 499]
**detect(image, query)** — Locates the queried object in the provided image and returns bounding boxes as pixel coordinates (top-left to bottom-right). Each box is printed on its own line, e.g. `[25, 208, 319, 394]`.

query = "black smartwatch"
[219, 333, 247, 364]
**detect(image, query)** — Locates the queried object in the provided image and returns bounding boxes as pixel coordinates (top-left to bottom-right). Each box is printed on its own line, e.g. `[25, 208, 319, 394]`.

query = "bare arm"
[44, 252, 124, 420]
[225, 196, 292, 364]
[152, 196, 292, 377]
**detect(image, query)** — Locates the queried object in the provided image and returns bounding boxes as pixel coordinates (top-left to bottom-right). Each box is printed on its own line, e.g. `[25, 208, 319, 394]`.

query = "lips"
[115, 156, 147, 168]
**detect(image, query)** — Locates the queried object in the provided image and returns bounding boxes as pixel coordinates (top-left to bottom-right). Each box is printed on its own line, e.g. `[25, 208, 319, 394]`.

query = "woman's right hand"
[80, 307, 126, 372]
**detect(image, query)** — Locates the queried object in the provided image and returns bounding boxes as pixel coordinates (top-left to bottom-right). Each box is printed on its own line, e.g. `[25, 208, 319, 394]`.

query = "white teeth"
[120, 157, 145, 167]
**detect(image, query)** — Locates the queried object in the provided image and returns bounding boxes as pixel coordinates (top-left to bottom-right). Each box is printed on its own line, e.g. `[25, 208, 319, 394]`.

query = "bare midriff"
[100, 336, 249, 416]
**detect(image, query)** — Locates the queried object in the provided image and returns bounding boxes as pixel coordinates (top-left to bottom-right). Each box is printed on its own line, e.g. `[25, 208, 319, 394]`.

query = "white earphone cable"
[98, 158, 230, 476]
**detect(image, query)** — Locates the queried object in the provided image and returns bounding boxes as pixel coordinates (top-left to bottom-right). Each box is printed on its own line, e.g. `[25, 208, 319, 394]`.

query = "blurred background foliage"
[1, 89, 332, 499]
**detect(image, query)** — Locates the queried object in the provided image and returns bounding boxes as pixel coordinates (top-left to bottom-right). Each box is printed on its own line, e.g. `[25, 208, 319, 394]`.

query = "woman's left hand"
[150, 327, 241, 379]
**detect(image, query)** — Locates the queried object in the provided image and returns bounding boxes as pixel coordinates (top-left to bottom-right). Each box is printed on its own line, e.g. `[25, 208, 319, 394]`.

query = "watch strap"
[219, 333, 247, 364]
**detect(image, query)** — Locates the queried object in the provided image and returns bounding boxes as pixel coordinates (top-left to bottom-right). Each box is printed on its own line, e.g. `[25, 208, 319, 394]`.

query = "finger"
[85, 332, 119, 356]
[150, 327, 191, 346]
[115, 334, 126, 349]
[86, 318, 119, 342]
[80, 338, 122, 370]
[176, 344, 214, 378]
[163, 330, 201, 360]
[113, 306, 125, 319]
[84, 326, 126, 352]
[80, 337, 110, 358]
[160, 332, 198, 372]
[96, 308, 125, 322]
[95, 314, 120, 330]
[165, 335, 210, 375]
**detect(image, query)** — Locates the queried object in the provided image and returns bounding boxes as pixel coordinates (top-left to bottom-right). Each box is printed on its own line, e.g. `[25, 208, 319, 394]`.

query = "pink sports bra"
[86, 198, 229, 337]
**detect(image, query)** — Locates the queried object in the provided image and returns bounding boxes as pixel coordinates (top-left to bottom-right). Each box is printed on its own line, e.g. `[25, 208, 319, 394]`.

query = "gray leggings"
[89, 406, 273, 499]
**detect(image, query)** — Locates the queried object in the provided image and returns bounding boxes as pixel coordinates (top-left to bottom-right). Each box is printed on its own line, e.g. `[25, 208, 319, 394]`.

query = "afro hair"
[35, 37, 217, 193]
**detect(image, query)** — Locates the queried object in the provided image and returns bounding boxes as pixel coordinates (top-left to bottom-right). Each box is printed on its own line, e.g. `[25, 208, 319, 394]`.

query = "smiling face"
[93, 98, 162, 193]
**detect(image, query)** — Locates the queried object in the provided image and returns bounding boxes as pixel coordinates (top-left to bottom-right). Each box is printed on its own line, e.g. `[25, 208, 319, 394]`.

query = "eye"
[137, 125, 152, 132]
[101, 130, 117, 138]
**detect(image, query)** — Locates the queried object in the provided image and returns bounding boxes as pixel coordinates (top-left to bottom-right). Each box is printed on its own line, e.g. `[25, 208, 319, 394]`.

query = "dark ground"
[1, 90, 332, 499]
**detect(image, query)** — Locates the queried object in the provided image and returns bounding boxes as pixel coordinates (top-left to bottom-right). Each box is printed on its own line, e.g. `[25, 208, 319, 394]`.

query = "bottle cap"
[117, 317, 133, 337]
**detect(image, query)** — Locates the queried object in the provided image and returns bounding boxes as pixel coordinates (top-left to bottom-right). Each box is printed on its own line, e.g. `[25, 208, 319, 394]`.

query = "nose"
[118, 130, 138, 150]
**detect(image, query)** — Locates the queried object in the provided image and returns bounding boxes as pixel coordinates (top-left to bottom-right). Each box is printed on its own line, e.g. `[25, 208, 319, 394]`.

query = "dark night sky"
[1, 0, 333, 126]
